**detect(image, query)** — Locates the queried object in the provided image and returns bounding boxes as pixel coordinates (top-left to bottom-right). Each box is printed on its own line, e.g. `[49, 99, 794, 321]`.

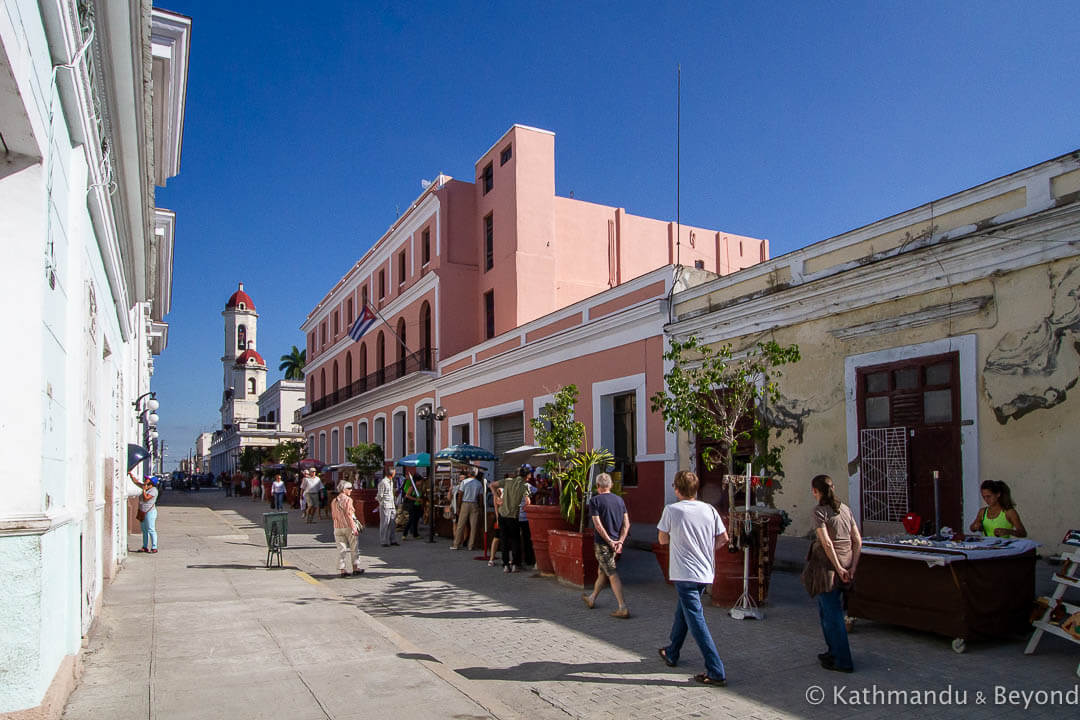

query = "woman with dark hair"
[802, 474, 860, 673]
[969, 480, 1027, 537]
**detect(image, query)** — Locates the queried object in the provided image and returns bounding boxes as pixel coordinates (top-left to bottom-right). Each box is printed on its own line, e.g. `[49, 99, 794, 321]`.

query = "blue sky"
[152, 0, 1079, 469]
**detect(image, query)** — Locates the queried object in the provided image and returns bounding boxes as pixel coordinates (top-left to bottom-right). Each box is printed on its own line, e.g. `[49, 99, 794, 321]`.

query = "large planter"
[548, 529, 599, 589]
[524, 505, 571, 575]
[349, 488, 379, 527]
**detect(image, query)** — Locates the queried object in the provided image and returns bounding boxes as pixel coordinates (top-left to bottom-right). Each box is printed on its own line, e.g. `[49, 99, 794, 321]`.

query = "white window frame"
[591, 374, 647, 459]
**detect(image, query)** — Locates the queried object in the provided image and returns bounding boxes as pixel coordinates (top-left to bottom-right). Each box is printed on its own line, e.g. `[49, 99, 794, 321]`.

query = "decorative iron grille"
[859, 427, 909, 522]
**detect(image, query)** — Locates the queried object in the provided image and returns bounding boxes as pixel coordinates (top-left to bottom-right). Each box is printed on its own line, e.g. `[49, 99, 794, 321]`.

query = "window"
[398, 251, 406, 286]
[345, 351, 353, 386]
[347, 298, 354, 325]
[378, 269, 385, 299]
[421, 228, 431, 265]
[361, 285, 368, 309]
[484, 290, 495, 339]
[237, 324, 247, 351]
[376, 332, 386, 384]
[452, 423, 470, 445]
[500, 144, 512, 166]
[482, 161, 493, 194]
[484, 213, 494, 271]
[420, 302, 432, 369]
[332, 361, 339, 391]
[358, 421, 368, 444]
[331, 429, 339, 464]
[319, 433, 327, 463]
[333, 311, 339, 337]
[248, 378, 257, 396]
[321, 322, 327, 348]
[396, 318, 407, 377]
[344, 425, 353, 450]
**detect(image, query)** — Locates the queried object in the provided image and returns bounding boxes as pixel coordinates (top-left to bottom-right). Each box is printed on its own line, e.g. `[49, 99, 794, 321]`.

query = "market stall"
[847, 535, 1038, 652]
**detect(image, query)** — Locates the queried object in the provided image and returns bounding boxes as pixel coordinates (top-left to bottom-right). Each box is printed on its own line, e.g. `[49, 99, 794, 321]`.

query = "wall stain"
[984, 262, 1080, 423]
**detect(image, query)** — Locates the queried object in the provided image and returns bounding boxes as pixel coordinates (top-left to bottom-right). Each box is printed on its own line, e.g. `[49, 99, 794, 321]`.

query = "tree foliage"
[237, 446, 269, 474]
[530, 385, 586, 492]
[650, 336, 800, 502]
[563, 448, 614, 532]
[278, 345, 307, 381]
[272, 440, 305, 467]
[346, 443, 385, 487]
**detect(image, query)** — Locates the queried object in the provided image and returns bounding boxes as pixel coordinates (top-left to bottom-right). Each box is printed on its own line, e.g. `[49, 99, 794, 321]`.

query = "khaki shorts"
[594, 543, 618, 576]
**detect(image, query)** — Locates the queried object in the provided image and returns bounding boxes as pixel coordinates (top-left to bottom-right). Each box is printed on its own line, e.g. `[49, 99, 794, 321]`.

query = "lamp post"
[133, 392, 160, 477]
[417, 404, 447, 543]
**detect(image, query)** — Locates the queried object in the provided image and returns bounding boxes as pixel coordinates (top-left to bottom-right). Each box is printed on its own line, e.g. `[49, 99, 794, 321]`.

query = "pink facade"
[299, 125, 767, 522]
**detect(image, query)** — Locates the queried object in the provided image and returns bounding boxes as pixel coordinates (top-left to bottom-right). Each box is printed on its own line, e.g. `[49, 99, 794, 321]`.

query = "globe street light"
[417, 404, 447, 543]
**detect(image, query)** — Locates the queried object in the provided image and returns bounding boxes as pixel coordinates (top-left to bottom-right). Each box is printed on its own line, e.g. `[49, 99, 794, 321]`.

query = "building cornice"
[0, 509, 81, 537]
[669, 204, 1080, 344]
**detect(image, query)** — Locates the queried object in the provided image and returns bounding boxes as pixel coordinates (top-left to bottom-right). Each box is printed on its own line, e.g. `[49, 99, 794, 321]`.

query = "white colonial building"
[0, 1, 190, 715]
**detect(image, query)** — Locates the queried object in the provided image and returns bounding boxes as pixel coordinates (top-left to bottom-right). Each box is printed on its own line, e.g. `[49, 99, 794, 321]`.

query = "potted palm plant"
[548, 448, 614, 588]
[527, 385, 582, 575]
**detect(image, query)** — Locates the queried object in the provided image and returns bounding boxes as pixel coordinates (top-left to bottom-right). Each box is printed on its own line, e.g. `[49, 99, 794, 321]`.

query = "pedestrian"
[130, 472, 160, 553]
[271, 474, 286, 510]
[802, 474, 861, 673]
[376, 466, 399, 547]
[252, 473, 262, 501]
[402, 468, 423, 539]
[657, 470, 728, 687]
[487, 483, 503, 566]
[451, 468, 483, 550]
[224, 471, 233, 497]
[318, 480, 329, 520]
[492, 466, 530, 573]
[582, 472, 630, 618]
[301, 468, 322, 523]
[331, 481, 364, 577]
[518, 466, 537, 568]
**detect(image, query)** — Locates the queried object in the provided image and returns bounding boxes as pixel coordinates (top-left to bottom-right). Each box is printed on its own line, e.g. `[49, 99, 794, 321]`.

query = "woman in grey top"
[130, 472, 160, 553]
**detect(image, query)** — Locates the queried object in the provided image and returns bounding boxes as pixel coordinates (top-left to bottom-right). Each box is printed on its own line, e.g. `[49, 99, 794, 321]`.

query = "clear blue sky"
[152, 0, 1079, 469]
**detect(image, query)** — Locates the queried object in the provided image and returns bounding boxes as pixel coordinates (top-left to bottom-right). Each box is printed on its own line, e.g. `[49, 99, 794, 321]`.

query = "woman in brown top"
[804, 474, 861, 673]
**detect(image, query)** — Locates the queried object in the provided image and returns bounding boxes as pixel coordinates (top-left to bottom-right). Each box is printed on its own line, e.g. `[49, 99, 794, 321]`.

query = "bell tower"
[221, 282, 266, 428]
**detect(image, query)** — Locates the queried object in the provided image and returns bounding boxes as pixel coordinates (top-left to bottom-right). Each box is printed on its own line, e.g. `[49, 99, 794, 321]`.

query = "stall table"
[847, 537, 1037, 652]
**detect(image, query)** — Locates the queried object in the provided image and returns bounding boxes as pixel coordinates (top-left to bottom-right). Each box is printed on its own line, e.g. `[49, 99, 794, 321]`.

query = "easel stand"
[266, 527, 284, 568]
[1025, 541, 1080, 676]
[727, 470, 764, 621]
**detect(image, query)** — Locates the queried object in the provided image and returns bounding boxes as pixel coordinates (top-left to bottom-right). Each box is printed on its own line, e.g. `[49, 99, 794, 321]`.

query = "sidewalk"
[62, 498, 515, 720]
[67, 491, 1080, 719]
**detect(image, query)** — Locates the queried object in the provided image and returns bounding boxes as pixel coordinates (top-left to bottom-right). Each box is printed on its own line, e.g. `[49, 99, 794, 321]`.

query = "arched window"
[320, 368, 326, 398]
[376, 332, 385, 385]
[396, 317, 407, 377]
[332, 360, 339, 392]
[359, 342, 368, 390]
[420, 302, 432, 369]
[345, 351, 353, 387]
[308, 376, 314, 400]
[347, 298, 354, 325]
[248, 377, 256, 396]
[237, 324, 247, 351]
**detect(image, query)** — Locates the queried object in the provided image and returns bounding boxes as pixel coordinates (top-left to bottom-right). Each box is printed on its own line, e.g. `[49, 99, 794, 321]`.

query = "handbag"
[353, 517, 365, 534]
[136, 508, 146, 522]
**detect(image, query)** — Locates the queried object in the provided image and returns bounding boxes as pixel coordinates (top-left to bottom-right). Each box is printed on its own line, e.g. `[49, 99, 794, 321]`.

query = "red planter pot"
[548, 529, 599, 589]
[349, 488, 379, 527]
[524, 505, 571, 575]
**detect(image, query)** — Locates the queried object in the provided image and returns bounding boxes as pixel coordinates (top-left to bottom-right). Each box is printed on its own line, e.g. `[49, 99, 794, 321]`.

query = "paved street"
[66, 491, 1079, 719]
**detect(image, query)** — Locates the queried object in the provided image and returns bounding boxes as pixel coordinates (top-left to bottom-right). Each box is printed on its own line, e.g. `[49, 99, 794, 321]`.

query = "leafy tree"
[237, 446, 269, 474]
[272, 440, 305, 468]
[346, 443, 385, 488]
[650, 335, 800, 504]
[278, 345, 307, 381]
[531, 384, 586, 496]
[563, 448, 614, 532]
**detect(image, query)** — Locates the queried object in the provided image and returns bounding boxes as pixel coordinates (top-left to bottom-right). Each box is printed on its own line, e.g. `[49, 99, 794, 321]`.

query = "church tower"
[221, 282, 266, 428]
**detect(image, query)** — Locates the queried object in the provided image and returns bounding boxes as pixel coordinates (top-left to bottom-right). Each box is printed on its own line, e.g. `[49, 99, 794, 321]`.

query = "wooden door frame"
[844, 335, 980, 530]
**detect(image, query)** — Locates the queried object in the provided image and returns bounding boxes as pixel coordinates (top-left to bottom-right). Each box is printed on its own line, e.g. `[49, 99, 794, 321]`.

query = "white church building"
[209, 283, 304, 473]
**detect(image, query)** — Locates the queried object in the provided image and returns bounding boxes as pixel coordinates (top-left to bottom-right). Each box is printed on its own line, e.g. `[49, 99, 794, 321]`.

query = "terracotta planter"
[651, 543, 673, 585]
[548, 529, 598, 589]
[263, 480, 272, 504]
[524, 505, 571, 575]
[349, 488, 379, 527]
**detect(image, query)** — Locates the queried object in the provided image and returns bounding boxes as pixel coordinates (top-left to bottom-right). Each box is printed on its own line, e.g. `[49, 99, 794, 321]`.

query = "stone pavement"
[66, 491, 1080, 719]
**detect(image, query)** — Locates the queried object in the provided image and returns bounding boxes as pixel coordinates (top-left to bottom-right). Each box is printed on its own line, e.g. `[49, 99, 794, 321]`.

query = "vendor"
[969, 480, 1027, 538]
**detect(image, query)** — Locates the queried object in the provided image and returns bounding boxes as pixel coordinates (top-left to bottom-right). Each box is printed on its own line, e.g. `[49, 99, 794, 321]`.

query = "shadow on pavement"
[456, 658, 692, 687]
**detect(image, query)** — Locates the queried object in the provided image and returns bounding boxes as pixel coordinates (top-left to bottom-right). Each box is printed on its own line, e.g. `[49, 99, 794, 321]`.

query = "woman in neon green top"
[969, 480, 1027, 538]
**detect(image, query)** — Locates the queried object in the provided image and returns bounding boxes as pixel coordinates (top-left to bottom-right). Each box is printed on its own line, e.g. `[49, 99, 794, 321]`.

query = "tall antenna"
[676, 64, 681, 268]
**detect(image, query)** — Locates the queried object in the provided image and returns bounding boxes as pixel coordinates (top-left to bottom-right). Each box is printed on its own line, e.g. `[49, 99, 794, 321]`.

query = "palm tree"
[279, 345, 306, 380]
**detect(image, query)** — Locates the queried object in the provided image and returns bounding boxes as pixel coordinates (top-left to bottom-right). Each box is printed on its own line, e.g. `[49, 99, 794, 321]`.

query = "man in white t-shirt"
[301, 469, 323, 523]
[656, 470, 729, 687]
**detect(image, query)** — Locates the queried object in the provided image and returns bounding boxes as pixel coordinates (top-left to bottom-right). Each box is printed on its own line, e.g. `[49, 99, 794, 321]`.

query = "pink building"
[299, 125, 766, 522]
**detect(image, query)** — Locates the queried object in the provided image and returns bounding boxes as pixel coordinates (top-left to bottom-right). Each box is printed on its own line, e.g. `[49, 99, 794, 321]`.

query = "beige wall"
[681, 256, 1079, 550]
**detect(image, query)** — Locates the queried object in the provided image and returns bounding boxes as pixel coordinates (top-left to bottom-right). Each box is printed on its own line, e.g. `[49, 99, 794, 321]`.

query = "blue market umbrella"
[396, 452, 431, 468]
[435, 443, 496, 462]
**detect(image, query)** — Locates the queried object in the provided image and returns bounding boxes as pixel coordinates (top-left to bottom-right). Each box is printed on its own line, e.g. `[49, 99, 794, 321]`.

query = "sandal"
[658, 648, 675, 667]
[693, 673, 726, 687]
[582, 594, 595, 609]
[487, 560, 495, 567]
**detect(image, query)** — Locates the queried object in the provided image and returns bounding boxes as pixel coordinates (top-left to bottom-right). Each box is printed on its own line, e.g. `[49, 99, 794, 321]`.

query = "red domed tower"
[220, 282, 266, 428]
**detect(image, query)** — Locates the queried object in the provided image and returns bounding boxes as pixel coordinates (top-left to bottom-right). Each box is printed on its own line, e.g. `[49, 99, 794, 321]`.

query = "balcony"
[305, 347, 435, 416]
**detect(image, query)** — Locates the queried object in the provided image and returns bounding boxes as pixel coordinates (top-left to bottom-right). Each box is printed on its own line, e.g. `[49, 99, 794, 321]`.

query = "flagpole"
[359, 302, 412, 357]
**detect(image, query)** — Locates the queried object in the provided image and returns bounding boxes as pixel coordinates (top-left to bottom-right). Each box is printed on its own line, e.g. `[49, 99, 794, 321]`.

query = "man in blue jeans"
[657, 470, 728, 686]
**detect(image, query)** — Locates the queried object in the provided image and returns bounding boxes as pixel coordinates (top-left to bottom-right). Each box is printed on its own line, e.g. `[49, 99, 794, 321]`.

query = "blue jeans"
[141, 507, 158, 550]
[817, 587, 854, 669]
[665, 581, 725, 680]
[273, 492, 285, 510]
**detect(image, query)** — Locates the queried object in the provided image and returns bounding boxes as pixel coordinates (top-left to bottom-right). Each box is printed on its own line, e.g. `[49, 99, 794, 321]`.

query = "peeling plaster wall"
[679, 259, 1078, 548]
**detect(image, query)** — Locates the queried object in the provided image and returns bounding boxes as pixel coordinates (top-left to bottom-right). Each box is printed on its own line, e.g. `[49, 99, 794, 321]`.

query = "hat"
[519, 463, 533, 475]
[148, 476, 160, 486]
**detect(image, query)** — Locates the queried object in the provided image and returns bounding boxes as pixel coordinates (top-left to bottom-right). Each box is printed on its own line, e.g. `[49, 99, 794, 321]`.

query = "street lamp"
[417, 404, 447, 543]
[133, 392, 161, 477]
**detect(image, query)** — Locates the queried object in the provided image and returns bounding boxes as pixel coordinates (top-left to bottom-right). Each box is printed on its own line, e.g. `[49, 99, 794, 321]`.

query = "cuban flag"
[349, 304, 378, 342]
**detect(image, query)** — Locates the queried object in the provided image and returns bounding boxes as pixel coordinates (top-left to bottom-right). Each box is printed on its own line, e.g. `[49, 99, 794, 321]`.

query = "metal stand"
[266, 527, 283, 568]
[730, 467, 764, 621]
